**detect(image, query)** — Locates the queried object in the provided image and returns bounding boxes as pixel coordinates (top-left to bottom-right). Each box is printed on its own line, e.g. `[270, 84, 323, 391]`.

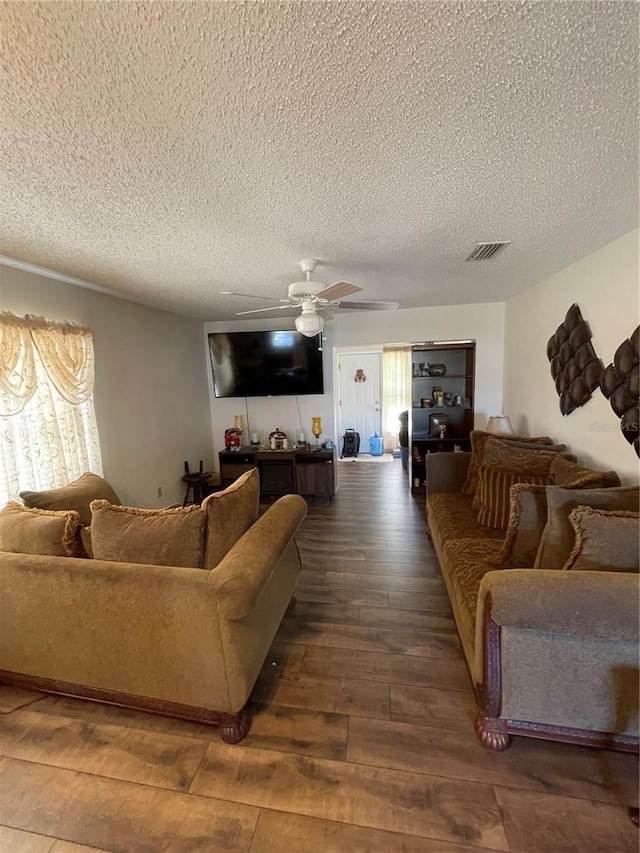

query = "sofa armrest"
[474, 567, 640, 685]
[425, 452, 470, 496]
[209, 493, 307, 620]
[474, 569, 640, 742]
[477, 569, 640, 641]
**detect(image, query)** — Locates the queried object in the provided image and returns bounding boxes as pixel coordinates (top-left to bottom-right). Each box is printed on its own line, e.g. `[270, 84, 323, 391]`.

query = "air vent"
[465, 241, 512, 261]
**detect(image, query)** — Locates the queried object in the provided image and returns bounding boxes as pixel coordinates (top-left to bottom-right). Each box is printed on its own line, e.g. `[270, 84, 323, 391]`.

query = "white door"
[337, 352, 381, 454]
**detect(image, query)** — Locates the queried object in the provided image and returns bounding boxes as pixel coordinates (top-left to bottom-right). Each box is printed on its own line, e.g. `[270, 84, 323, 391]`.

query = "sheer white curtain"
[0, 313, 103, 506]
[381, 347, 412, 451]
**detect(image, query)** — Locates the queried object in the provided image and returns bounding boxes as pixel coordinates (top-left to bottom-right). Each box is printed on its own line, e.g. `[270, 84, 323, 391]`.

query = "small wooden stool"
[181, 472, 220, 506]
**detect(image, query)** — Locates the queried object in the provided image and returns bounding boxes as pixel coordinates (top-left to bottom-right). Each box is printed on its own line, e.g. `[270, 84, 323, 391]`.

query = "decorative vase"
[311, 417, 323, 446]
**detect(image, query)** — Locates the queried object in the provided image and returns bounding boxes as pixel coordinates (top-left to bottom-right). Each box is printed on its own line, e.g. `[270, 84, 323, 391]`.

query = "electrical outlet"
[156, 486, 163, 499]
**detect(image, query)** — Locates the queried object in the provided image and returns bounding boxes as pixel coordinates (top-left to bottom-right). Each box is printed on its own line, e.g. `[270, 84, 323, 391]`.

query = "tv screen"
[208, 330, 324, 398]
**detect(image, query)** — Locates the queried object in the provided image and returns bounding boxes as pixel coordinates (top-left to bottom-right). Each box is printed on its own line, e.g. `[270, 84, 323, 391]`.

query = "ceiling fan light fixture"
[295, 309, 324, 337]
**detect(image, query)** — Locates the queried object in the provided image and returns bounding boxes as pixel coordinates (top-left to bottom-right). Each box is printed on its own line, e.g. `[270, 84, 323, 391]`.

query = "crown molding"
[0, 255, 123, 298]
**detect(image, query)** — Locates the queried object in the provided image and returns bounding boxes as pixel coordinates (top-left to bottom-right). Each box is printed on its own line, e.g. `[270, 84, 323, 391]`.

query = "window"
[381, 346, 412, 450]
[0, 312, 103, 506]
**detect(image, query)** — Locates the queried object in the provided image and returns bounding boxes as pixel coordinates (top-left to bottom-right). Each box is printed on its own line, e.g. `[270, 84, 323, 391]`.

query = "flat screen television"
[208, 330, 324, 398]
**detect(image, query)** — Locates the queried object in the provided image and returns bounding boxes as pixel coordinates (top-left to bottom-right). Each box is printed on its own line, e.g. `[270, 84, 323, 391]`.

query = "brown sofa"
[426, 433, 639, 752]
[0, 470, 307, 743]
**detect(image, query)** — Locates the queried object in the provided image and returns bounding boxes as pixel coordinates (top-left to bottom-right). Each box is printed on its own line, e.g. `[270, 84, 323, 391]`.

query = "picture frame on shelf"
[429, 414, 448, 437]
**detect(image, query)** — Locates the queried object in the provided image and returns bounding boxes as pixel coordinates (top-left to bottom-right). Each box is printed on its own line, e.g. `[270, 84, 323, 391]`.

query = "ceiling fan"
[221, 259, 399, 337]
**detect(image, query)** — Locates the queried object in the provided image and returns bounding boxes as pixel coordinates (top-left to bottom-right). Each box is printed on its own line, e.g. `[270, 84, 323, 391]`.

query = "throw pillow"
[534, 485, 640, 570]
[20, 472, 121, 527]
[550, 456, 620, 489]
[472, 436, 563, 518]
[494, 471, 624, 569]
[564, 507, 640, 573]
[90, 501, 205, 568]
[462, 430, 556, 498]
[492, 483, 549, 567]
[482, 436, 564, 476]
[476, 468, 550, 531]
[201, 467, 260, 568]
[0, 501, 80, 557]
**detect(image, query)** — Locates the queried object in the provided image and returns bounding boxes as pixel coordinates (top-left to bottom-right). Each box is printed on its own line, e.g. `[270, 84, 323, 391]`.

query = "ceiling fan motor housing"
[288, 281, 326, 301]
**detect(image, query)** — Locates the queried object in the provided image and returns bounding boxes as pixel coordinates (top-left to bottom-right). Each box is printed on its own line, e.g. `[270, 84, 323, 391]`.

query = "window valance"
[0, 312, 95, 415]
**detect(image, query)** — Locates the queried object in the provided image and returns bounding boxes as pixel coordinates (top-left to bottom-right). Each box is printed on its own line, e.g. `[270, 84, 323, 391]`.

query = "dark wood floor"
[0, 457, 638, 852]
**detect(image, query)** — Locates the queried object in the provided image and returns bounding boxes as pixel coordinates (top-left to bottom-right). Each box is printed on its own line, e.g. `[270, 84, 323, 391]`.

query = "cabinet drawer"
[220, 462, 255, 481]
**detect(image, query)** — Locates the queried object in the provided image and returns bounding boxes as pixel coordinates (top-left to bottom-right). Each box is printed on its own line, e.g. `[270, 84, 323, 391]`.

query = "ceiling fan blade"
[221, 291, 283, 303]
[236, 305, 292, 316]
[313, 280, 362, 301]
[337, 300, 399, 311]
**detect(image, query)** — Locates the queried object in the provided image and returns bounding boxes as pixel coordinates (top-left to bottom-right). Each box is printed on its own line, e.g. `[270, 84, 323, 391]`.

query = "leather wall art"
[600, 326, 640, 458]
[546, 304, 603, 416]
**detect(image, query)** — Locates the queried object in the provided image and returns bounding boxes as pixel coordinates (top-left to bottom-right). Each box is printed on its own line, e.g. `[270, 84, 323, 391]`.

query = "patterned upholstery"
[462, 430, 555, 499]
[427, 492, 503, 554]
[476, 468, 550, 530]
[440, 538, 505, 673]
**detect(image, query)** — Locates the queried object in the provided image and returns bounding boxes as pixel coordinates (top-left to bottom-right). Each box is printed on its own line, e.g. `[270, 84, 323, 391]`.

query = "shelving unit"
[410, 342, 475, 494]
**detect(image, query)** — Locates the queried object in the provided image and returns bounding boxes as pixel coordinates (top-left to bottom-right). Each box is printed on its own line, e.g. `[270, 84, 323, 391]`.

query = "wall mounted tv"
[208, 330, 324, 398]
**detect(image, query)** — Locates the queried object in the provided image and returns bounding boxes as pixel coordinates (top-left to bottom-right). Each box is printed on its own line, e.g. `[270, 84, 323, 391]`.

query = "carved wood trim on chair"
[0, 669, 252, 743]
[475, 591, 511, 751]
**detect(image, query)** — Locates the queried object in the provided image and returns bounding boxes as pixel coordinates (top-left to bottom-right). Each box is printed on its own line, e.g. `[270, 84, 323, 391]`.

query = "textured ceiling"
[1, 1, 638, 320]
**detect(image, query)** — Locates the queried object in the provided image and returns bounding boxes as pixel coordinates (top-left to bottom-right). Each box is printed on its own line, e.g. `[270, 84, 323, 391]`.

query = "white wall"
[504, 230, 640, 484]
[205, 301, 506, 455]
[0, 265, 213, 506]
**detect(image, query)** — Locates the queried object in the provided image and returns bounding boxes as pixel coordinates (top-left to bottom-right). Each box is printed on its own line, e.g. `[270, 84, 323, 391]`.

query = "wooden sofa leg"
[474, 715, 512, 751]
[219, 708, 250, 744]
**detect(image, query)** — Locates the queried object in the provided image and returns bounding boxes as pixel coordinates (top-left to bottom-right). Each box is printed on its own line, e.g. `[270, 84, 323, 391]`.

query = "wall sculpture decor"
[546, 303, 603, 416]
[600, 326, 640, 458]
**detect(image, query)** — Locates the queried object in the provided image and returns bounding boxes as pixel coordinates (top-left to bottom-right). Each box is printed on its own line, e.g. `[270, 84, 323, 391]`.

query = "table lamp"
[486, 415, 514, 436]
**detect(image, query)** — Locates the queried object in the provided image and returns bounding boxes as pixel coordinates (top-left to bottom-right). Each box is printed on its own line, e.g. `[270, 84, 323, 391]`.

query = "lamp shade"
[486, 415, 514, 436]
[295, 309, 324, 338]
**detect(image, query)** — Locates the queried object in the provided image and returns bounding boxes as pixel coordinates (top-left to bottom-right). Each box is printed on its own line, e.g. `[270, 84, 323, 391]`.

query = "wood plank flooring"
[0, 457, 638, 852]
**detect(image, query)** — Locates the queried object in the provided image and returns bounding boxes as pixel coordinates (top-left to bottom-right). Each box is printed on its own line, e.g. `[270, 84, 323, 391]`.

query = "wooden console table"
[219, 447, 336, 501]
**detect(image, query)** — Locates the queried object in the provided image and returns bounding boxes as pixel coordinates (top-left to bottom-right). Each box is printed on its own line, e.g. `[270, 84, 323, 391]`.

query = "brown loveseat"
[426, 432, 639, 752]
[0, 470, 307, 743]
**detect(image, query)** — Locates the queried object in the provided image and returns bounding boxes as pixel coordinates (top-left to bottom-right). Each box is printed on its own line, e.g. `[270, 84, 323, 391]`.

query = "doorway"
[336, 351, 382, 455]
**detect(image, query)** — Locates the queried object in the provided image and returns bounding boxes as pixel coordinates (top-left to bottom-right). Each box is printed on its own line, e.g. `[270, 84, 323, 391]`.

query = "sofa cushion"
[462, 430, 556, 499]
[427, 492, 503, 554]
[534, 485, 640, 570]
[476, 468, 550, 531]
[89, 501, 205, 568]
[201, 467, 260, 569]
[20, 472, 121, 527]
[0, 501, 79, 557]
[550, 456, 620, 489]
[564, 507, 640, 573]
[440, 537, 504, 674]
